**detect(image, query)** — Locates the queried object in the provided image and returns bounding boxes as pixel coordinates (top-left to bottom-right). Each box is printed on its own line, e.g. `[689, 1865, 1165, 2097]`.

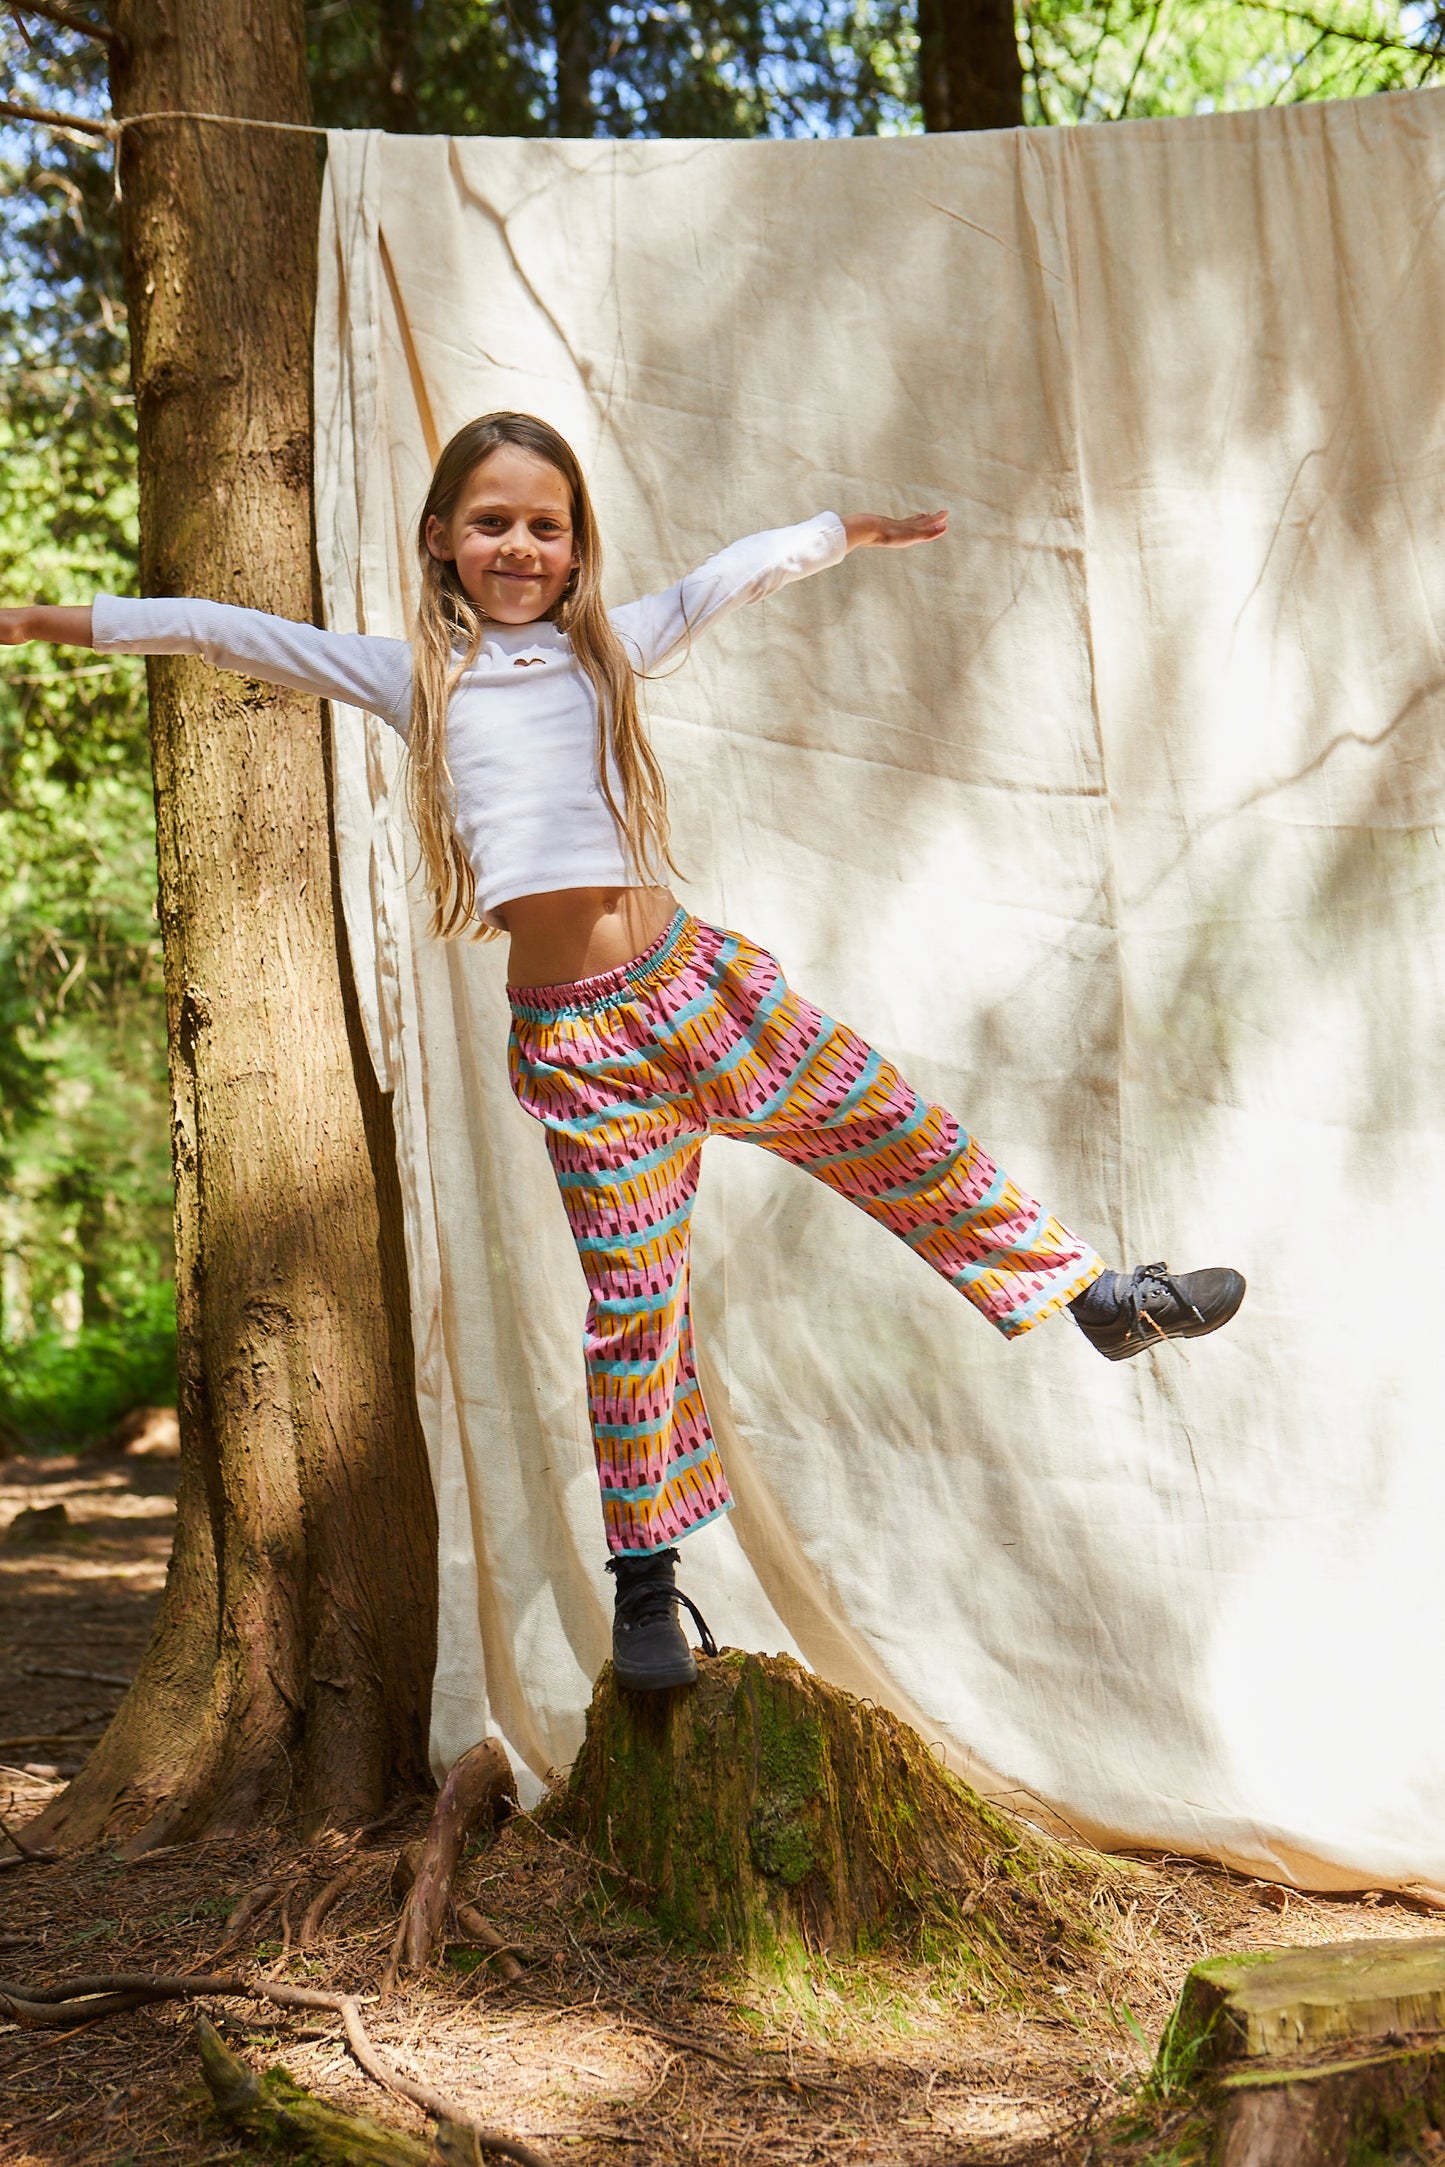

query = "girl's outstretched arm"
[0, 605, 94, 645]
[2, 597, 413, 734]
[612, 508, 949, 673]
[840, 510, 949, 551]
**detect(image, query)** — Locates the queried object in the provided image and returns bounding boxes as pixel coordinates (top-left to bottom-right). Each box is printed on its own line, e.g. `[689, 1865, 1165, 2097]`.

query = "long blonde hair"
[408, 412, 676, 939]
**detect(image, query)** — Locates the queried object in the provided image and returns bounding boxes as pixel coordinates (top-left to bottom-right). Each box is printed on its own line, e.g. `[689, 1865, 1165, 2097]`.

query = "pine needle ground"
[3, 1451, 1441, 2167]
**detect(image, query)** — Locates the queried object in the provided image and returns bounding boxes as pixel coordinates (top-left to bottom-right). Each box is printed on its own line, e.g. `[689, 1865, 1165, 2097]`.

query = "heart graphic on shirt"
[512, 656, 545, 668]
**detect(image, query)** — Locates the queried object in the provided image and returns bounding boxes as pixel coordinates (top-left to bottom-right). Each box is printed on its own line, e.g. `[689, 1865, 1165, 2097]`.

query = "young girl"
[2, 411, 1245, 1693]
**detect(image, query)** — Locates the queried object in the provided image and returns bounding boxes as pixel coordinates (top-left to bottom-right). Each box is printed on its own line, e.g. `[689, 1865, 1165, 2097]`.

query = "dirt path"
[1, 1452, 1440, 2167]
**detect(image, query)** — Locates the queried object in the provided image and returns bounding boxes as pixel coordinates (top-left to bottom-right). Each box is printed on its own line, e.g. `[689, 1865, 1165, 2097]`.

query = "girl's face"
[425, 444, 579, 623]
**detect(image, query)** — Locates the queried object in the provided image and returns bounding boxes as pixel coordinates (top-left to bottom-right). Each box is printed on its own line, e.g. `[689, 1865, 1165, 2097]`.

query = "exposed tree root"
[220, 1878, 280, 1947]
[393, 1740, 517, 1975]
[453, 1901, 525, 1984]
[0, 1812, 56, 1863]
[301, 1858, 368, 1948]
[0, 1968, 551, 2166]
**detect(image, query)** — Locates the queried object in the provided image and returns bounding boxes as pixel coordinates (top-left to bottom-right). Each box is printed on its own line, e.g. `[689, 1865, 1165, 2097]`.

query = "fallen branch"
[198, 2016, 429, 2167]
[0, 1969, 551, 2166]
[20, 1664, 131, 1689]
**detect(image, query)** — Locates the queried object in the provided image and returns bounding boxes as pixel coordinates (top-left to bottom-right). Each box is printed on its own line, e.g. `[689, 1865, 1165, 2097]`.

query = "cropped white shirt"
[92, 510, 847, 927]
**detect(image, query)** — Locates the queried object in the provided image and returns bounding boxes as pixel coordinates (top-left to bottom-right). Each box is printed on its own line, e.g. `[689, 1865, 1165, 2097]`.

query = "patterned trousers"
[508, 913, 1103, 1556]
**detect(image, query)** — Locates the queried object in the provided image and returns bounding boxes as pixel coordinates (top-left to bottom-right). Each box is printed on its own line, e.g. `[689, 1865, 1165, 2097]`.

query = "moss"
[748, 1687, 827, 1888]
[559, 1649, 1111, 1985]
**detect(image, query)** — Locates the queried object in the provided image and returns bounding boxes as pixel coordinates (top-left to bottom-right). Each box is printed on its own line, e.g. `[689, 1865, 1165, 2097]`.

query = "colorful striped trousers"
[508, 913, 1103, 1556]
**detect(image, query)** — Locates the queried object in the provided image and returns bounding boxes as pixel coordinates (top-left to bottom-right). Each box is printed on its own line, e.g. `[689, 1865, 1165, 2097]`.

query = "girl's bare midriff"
[500, 884, 679, 990]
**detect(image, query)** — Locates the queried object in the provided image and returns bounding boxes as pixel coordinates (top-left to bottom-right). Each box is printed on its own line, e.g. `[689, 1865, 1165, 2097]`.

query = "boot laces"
[1118, 1261, 1206, 1336]
[606, 1561, 719, 1658]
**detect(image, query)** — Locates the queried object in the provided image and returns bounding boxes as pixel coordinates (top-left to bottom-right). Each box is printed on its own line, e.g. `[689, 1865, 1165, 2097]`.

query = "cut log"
[556, 1648, 1105, 1967]
[1170, 1936, 1445, 2075]
[1146, 1938, 1445, 2167]
[1216, 2042, 1445, 2167]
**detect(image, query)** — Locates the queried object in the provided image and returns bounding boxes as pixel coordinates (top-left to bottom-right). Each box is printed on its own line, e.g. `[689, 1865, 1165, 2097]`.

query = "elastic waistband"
[508, 908, 696, 1023]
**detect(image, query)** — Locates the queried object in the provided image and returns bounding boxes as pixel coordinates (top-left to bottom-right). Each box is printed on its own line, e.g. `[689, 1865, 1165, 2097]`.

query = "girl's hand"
[0, 605, 95, 645]
[840, 511, 948, 553]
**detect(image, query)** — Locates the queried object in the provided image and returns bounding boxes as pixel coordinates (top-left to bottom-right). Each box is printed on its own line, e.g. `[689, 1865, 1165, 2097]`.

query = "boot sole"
[1097, 1274, 1247, 1361]
[613, 1654, 698, 1692]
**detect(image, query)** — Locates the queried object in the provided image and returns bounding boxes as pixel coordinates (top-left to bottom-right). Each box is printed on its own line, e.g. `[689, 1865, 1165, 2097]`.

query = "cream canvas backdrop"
[313, 91, 1445, 1894]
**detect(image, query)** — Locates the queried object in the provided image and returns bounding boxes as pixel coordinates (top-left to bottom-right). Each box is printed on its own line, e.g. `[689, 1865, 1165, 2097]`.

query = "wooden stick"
[20, 1665, 130, 1689]
[329, 1994, 549, 2165]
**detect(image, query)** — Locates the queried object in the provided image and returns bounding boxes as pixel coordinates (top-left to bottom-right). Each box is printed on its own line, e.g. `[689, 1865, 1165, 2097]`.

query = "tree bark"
[917, 0, 1024, 131]
[28, 0, 437, 1853]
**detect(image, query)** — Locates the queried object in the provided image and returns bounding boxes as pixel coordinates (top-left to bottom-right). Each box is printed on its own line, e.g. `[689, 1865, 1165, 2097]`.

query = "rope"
[111, 108, 330, 141]
[0, 97, 330, 145]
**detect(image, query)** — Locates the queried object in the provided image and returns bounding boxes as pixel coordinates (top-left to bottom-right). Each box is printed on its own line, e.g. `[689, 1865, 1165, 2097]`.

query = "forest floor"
[2, 1450, 1442, 2167]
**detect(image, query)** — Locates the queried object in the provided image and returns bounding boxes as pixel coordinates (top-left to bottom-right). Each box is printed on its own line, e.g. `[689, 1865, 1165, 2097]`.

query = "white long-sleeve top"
[92, 511, 848, 927]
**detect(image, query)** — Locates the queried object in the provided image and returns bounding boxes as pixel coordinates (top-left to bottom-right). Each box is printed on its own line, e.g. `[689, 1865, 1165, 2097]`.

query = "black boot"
[1070, 1262, 1246, 1361]
[606, 1549, 718, 1691]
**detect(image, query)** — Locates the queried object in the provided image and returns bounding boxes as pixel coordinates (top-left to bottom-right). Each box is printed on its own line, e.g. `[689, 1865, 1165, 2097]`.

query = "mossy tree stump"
[1174, 1938, 1445, 2074]
[558, 1649, 1104, 1976]
[1147, 1938, 1445, 2167]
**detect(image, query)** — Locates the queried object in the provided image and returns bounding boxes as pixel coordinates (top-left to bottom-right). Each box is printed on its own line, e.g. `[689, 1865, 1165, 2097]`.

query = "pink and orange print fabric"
[509, 914, 1103, 1555]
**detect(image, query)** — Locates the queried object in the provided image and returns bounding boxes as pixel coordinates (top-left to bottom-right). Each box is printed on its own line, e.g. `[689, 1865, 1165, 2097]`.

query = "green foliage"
[304, 0, 918, 139]
[1, 17, 172, 1430]
[302, 0, 1444, 138]
[0, 1280, 176, 1443]
[1023, 0, 1444, 124]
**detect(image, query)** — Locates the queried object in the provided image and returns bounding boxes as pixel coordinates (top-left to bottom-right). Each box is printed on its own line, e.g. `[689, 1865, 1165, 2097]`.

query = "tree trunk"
[917, 0, 1024, 131]
[28, 0, 437, 1854]
[560, 1650, 1104, 1972]
[552, 0, 595, 135]
[377, 0, 422, 132]
[75, 1178, 108, 1328]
